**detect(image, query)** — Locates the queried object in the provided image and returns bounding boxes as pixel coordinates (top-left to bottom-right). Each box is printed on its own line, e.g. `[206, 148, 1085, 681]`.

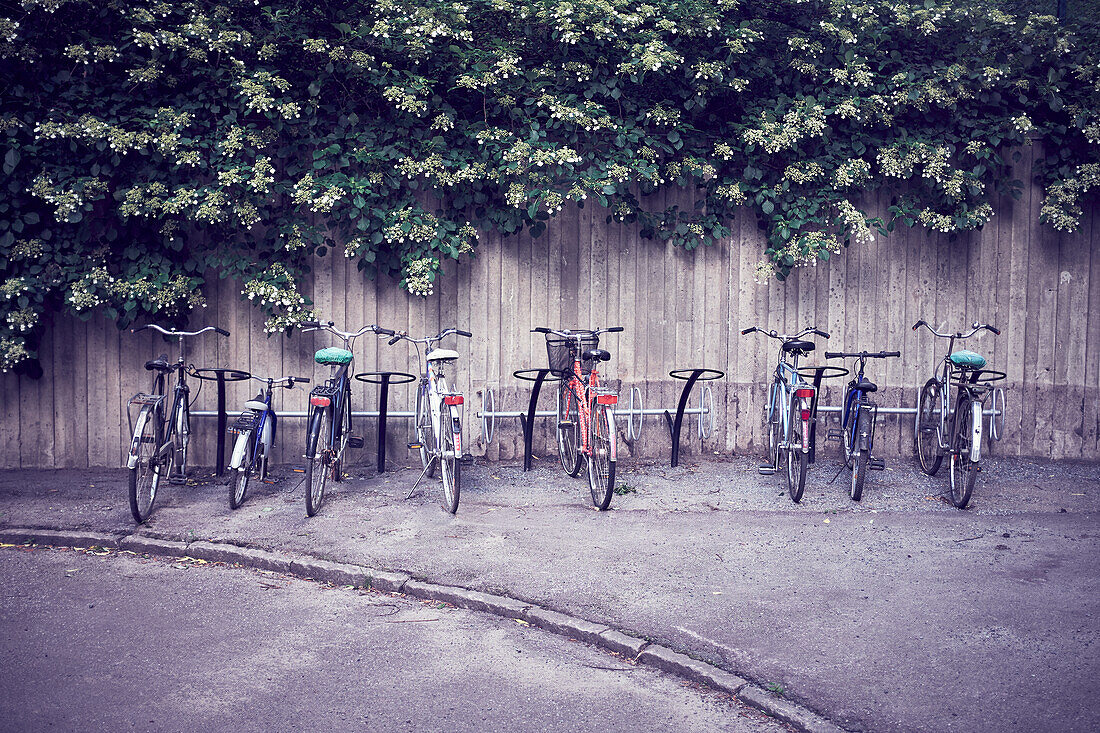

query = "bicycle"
[824, 349, 900, 501]
[533, 326, 623, 510]
[299, 320, 377, 517]
[742, 325, 834, 503]
[125, 324, 229, 523]
[226, 372, 310, 509]
[913, 320, 1005, 508]
[380, 326, 473, 514]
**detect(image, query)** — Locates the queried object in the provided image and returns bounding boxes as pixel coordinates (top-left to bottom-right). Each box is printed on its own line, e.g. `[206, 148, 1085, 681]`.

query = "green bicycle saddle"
[949, 350, 987, 369]
[314, 347, 353, 365]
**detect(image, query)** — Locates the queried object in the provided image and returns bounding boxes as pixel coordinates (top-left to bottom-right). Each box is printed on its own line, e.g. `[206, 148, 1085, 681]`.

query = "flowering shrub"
[1, 0, 1098, 372]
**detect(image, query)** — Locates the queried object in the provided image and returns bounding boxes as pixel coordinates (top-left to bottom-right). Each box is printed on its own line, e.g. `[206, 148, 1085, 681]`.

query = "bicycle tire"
[415, 386, 437, 478]
[786, 397, 807, 502]
[229, 429, 253, 510]
[841, 391, 855, 469]
[949, 396, 978, 509]
[556, 382, 582, 477]
[916, 379, 944, 476]
[765, 382, 782, 470]
[173, 398, 190, 481]
[587, 401, 615, 510]
[332, 384, 350, 483]
[439, 403, 461, 514]
[128, 408, 165, 523]
[851, 448, 868, 501]
[305, 407, 331, 517]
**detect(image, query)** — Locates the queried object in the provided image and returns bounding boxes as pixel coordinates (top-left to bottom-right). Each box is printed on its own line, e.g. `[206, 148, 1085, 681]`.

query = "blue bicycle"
[824, 350, 900, 501]
[227, 372, 310, 509]
[742, 325, 832, 502]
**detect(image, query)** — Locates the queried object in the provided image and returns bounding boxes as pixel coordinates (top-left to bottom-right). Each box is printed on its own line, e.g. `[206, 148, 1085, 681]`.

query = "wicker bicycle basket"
[545, 334, 599, 378]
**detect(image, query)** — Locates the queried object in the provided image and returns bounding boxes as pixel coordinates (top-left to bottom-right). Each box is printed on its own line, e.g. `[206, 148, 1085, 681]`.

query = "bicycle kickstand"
[406, 456, 437, 500]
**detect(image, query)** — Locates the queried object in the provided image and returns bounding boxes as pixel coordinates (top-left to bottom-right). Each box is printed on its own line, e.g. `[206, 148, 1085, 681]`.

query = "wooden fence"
[2, 144, 1098, 469]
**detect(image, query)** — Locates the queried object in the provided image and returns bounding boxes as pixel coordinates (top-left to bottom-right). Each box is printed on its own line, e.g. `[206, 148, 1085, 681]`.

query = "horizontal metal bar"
[474, 407, 712, 420]
[816, 406, 1002, 417]
[191, 411, 417, 419]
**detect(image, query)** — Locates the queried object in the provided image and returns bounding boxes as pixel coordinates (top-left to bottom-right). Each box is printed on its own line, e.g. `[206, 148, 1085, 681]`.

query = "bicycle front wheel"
[305, 407, 332, 517]
[949, 398, 978, 509]
[229, 429, 254, 510]
[556, 382, 582, 477]
[786, 398, 807, 503]
[916, 379, 944, 476]
[128, 409, 164, 523]
[765, 382, 782, 470]
[439, 403, 461, 514]
[587, 401, 615, 510]
[173, 400, 190, 481]
[414, 386, 437, 478]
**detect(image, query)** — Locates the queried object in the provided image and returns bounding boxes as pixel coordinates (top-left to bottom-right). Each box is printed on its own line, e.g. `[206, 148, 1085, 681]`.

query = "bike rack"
[354, 371, 418, 473]
[191, 368, 251, 476]
[666, 369, 724, 468]
[511, 369, 562, 471]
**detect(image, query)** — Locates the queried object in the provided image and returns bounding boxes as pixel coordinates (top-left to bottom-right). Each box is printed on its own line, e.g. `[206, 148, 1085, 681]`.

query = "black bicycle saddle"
[582, 348, 611, 362]
[782, 340, 815, 353]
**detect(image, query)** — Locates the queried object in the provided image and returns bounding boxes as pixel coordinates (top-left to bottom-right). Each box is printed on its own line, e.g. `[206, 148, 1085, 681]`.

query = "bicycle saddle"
[426, 348, 460, 362]
[315, 347, 353, 365]
[949, 350, 987, 369]
[144, 355, 172, 372]
[582, 348, 611, 362]
[853, 378, 877, 393]
[782, 339, 815, 353]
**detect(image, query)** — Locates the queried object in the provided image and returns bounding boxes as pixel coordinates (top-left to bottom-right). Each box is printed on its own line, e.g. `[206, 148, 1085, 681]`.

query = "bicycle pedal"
[347, 436, 365, 449]
[869, 458, 886, 470]
[757, 464, 776, 475]
[825, 429, 843, 442]
[458, 453, 474, 466]
[167, 475, 188, 485]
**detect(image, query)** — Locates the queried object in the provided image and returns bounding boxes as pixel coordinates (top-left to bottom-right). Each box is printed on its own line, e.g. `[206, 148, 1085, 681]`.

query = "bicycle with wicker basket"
[533, 326, 623, 510]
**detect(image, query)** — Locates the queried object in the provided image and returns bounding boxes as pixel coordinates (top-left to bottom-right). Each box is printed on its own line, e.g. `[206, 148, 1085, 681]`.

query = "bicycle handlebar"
[299, 321, 378, 340]
[132, 324, 229, 337]
[912, 320, 999, 339]
[825, 351, 901, 359]
[531, 326, 623, 339]
[380, 326, 473, 347]
[741, 326, 829, 341]
[248, 374, 311, 387]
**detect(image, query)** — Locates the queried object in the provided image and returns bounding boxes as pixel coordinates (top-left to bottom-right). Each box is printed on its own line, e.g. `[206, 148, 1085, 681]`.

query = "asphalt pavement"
[0, 546, 786, 733]
[0, 452, 1097, 732]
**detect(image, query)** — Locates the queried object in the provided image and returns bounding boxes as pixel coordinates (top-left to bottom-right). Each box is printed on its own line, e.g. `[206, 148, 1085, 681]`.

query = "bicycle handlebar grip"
[912, 319, 925, 331]
[131, 325, 150, 333]
[456, 330, 473, 337]
[376, 327, 395, 336]
[824, 351, 841, 359]
[986, 325, 1001, 335]
[300, 321, 320, 329]
[815, 329, 831, 339]
[883, 351, 901, 358]
[740, 327, 756, 335]
[290, 376, 311, 385]
[388, 336, 401, 346]
[532, 327, 550, 333]
[608, 326, 624, 333]
[215, 327, 230, 337]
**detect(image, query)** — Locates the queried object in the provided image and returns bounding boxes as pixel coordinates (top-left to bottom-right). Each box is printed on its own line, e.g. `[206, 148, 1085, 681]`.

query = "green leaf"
[3, 149, 18, 175]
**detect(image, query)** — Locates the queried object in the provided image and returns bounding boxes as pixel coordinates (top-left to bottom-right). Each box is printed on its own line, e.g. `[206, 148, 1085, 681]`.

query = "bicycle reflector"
[596, 394, 618, 405]
[309, 396, 331, 407]
[443, 395, 464, 406]
[795, 387, 815, 400]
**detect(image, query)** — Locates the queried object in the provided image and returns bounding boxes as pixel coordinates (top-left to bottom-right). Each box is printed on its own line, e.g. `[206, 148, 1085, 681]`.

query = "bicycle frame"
[767, 359, 814, 457]
[560, 349, 617, 462]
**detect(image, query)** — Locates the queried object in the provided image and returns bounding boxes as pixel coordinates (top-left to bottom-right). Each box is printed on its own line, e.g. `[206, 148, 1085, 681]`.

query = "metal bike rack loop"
[512, 368, 561, 471]
[354, 371, 418, 473]
[191, 368, 250, 476]
[665, 369, 724, 468]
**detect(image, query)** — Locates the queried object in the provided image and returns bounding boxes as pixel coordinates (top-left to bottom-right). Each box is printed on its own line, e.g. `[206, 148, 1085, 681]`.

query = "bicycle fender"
[857, 408, 873, 452]
[126, 407, 153, 469]
[606, 408, 618, 462]
[970, 403, 983, 462]
[229, 430, 250, 471]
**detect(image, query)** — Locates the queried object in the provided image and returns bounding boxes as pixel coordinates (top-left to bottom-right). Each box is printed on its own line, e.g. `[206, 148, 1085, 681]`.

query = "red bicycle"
[533, 326, 623, 510]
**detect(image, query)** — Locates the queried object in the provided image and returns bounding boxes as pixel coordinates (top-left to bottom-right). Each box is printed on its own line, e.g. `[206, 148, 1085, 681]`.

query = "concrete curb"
[0, 526, 845, 733]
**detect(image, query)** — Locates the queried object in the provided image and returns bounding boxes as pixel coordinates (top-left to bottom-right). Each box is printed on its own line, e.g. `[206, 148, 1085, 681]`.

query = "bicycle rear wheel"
[305, 407, 332, 517]
[587, 401, 615, 510]
[128, 409, 165, 523]
[172, 399, 190, 481]
[916, 379, 944, 475]
[850, 405, 870, 501]
[949, 397, 978, 509]
[415, 386, 437, 478]
[786, 398, 807, 503]
[556, 382, 582, 477]
[229, 428, 254, 510]
[765, 382, 782, 470]
[439, 403, 461, 514]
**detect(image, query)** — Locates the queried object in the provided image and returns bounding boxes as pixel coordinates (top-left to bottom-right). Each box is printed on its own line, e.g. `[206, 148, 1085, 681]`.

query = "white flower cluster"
[431, 114, 454, 132]
[876, 142, 950, 182]
[618, 40, 683, 74]
[1040, 163, 1100, 232]
[0, 335, 30, 373]
[238, 71, 293, 115]
[535, 94, 613, 131]
[646, 105, 681, 126]
[1, 277, 29, 300]
[403, 257, 439, 297]
[1011, 115, 1034, 136]
[837, 200, 873, 246]
[833, 158, 871, 188]
[11, 238, 43, 260]
[28, 173, 107, 221]
[242, 264, 312, 334]
[292, 174, 343, 213]
[715, 183, 747, 205]
[382, 85, 428, 116]
[783, 161, 824, 184]
[742, 103, 827, 154]
[0, 17, 18, 43]
[382, 208, 439, 245]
